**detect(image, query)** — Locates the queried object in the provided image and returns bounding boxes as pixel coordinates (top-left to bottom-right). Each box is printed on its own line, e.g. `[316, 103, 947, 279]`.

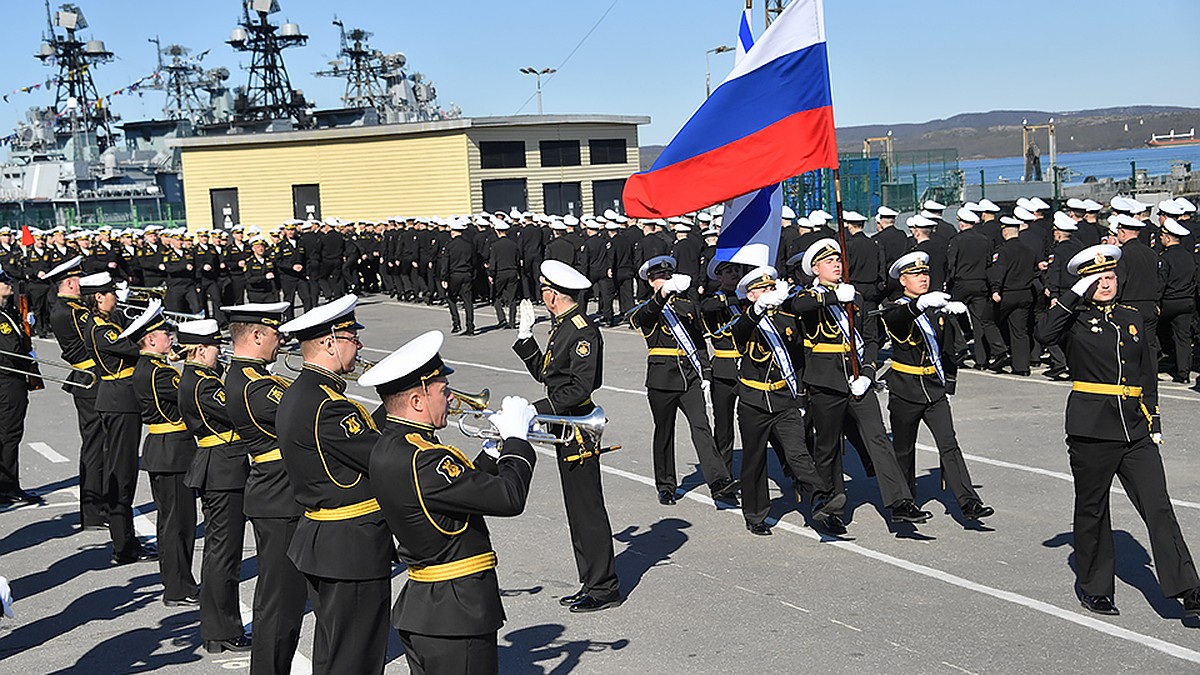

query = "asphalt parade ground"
[3, 296, 1200, 673]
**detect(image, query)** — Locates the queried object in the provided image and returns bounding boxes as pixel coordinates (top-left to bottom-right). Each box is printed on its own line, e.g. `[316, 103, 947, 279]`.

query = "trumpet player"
[363, 331, 537, 675]
[630, 255, 738, 506]
[177, 319, 252, 654]
[222, 301, 309, 675]
[277, 295, 390, 674]
[84, 272, 157, 565]
[0, 267, 39, 506]
[128, 304, 199, 607]
[513, 260, 620, 613]
[47, 256, 105, 525]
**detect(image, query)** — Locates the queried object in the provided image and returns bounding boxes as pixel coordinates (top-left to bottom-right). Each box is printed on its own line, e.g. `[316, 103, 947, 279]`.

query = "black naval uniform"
[988, 235, 1038, 374]
[880, 298, 985, 511]
[0, 303, 31, 498]
[488, 234, 521, 327]
[513, 304, 621, 605]
[630, 290, 733, 496]
[132, 352, 199, 602]
[1036, 288, 1199, 604]
[226, 356, 308, 675]
[87, 310, 149, 562]
[700, 288, 741, 461]
[246, 254, 280, 303]
[786, 286, 915, 516]
[278, 363, 391, 675]
[1158, 240, 1195, 381]
[441, 234, 476, 333]
[729, 301, 832, 530]
[275, 237, 308, 321]
[947, 226, 1003, 366]
[179, 362, 249, 647]
[372, 417, 537, 675]
[49, 293, 106, 527]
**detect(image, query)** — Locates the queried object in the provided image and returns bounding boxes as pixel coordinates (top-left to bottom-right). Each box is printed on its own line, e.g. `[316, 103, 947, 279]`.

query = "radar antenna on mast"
[37, 1, 117, 154]
[227, 0, 311, 127]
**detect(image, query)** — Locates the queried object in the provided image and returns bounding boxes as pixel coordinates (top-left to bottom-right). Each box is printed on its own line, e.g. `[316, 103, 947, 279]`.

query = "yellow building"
[175, 114, 649, 229]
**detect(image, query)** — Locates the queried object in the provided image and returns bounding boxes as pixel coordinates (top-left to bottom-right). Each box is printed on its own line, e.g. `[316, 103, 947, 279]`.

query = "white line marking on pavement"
[779, 601, 810, 613]
[129, 505, 314, 674]
[350, 388, 1200, 667]
[941, 662, 978, 675]
[29, 441, 69, 463]
[829, 618, 862, 632]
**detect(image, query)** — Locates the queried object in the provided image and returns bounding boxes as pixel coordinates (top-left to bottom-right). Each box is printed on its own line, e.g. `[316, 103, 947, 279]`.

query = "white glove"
[942, 301, 967, 315]
[667, 274, 692, 294]
[849, 375, 871, 397]
[1071, 273, 1104, 298]
[834, 283, 856, 303]
[0, 575, 12, 618]
[489, 395, 537, 441]
[773, 279, 791, 297]
[516, 299, 536, 339]
[115, 282, 130, 302]
[754, 289, 783, 313]
[1151, 432, 1163, 445]
[481, 439, 501, 459]
[25, 313, 35, 328]
[916, 291, 951, 312]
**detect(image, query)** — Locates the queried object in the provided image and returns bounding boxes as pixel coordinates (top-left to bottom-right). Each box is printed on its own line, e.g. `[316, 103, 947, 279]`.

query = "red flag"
[19, 224, 33, 247]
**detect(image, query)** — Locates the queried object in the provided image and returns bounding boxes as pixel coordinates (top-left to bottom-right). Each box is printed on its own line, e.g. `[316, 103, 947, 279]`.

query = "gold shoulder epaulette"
[572, 315, 587, 329]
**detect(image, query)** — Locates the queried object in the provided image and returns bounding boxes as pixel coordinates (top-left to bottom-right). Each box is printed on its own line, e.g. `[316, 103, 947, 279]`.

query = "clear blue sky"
[0, 0, 1196, 146]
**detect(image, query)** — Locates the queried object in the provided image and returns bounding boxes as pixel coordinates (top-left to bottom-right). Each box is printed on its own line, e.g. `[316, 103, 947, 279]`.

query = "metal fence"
[0, 198, 187, 231]
[785, 148, 961, 218]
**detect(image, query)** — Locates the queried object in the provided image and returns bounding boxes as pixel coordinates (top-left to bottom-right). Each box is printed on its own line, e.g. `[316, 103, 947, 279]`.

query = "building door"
[542, 182, 582, 217]
[592, 179, 626, 216]
[210, 188, 239, 229]
[292, 184, 321, 220]
[482, 178, 527, 214]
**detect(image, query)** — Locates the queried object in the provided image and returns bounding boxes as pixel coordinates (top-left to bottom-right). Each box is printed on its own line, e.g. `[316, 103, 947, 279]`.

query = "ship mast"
[227, 0, 311, 126]
[37, 1, 116, 155]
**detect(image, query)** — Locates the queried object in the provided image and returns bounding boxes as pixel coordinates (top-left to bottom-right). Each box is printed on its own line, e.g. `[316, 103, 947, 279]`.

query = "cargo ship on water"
[1147, 128, 1200, 148]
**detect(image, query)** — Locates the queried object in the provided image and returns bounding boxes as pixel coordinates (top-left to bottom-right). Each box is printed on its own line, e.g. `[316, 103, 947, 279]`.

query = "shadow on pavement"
[49, 611, 204, 673]
[613, 517, 691, 598]
[499, 623, 629, 674]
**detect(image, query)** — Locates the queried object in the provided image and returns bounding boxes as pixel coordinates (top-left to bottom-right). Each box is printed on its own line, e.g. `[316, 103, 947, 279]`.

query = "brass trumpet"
[455, 405, 608, 449]
[123, 285, 167, 302]
[0, 349, 97, 389]
[447, 387, 489, 414]
[282, 350, 378, 381]
[116, 302, 207, 323]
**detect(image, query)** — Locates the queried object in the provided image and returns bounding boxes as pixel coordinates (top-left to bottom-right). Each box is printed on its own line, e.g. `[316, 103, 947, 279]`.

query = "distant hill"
[639, 105, 1200, 169]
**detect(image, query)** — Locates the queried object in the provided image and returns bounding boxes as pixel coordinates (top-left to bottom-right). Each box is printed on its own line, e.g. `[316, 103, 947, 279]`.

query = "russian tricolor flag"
[623, 0, 837, 219]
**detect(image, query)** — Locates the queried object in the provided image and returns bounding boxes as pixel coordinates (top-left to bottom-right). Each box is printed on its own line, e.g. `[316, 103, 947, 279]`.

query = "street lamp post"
[520, 67, 557, 114]
[705, 45, 734, 97]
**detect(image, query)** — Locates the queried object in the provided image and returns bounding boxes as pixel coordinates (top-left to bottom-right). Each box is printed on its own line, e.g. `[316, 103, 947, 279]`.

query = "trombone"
[282, 350, 379, 381]
[0, 349, 97, 389]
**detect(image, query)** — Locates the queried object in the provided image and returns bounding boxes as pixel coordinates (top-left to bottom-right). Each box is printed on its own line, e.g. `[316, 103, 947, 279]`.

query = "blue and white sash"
[813, 281, 864, 361]
[663, 301, 704, 378]
[756, 313, 799, 396]
[900, 297, 946, 384]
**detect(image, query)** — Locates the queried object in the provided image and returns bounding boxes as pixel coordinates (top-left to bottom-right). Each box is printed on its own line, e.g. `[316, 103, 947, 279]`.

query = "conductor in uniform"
[277, 295, 391, 674]
[223, 301, 309, 675]
[513, 260, 621, 613]
[629, 255, 738, 505]
[1036, 244, 1200, 618]
[363, 331, 538, 674]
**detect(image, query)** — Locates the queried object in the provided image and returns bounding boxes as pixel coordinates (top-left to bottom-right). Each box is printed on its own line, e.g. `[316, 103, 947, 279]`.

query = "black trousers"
[279, 275, 303, 322]
[73, 390, 107, 526]
[399, 630, 497, 675]
[199, 489, 247, 641]
[995, 289, 1033, 373]
[556, 441, 620, 601]
[101, 411, 141, 559]
[647, 385, 731, 492]
[492, 272, 519, 326]
[954, 282, 1005, 365]
[28, 281, 51, 334]
[149, 472, 198, 601]
[857, 297, 881, 367]
[247, 288, 280, 304]
[1159, 298, 1193, 378]
[615, 275, 635, 321]
[446, 273, 475, 331]
[165, 281, 199, 314]
[319, 264, 344, 299]
[887, 395, 981, 507]
[198, 279, 224, 323]
[710, 376, 738, 461]
[1067, 434, 1200, 598]
[227, 274, 247, 306]
[306, 574, 390, 675]
[593, 278, 617, 324]
[736, 402, 828, 526]
[0, 376, 29, 494]
[249, 516, 308, 675]
[807, 386, 912, 514]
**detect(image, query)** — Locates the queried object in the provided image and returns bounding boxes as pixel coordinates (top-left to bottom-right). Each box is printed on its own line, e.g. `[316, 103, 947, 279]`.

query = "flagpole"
[832, 168, 860, 380]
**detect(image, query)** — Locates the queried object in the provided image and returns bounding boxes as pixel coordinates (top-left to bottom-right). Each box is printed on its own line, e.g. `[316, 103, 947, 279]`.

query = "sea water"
[960, 145, 1200, 186]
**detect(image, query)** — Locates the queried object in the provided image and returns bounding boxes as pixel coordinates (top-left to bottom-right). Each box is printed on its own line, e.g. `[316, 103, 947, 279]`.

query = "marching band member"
[277, 295, 391, 674]
[363, 331, 537, 674]
[513, 261, 620, 613]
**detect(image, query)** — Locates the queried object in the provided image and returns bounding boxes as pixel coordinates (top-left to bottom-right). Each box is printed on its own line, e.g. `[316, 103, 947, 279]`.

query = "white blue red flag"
[624, 0, 837, 218]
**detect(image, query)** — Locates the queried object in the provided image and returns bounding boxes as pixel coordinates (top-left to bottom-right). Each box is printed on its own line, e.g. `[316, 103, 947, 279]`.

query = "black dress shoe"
[657, 489, 677, 506]
[812, 493, 847, 521]
[1080, 594, 1119, 615]
[891, 499, 933, 523]
[746, 521, 772, 536]
[112, 547, 158, 565]
[450, 326, 462, 335]
[961, 500, 995, 520]
[1012, 370, 1031, 377]
[1043, 367, 1066, 379]
[6, 488, 43, 505]
[558, 590, 587, 607]
[463, 329, 476, 337]
[164, 595, 200, 608]
[1173, 374, 1191, 384]
[710, 478, 740, 500]
[1182, 587, 1200, 618]
[987, 354, 1011, 372]
[568, 595, 621, 613]
[0, 493, 16, 506]
[816, 515, 847, 535]
[496, 322, 510, 330]
[205, 634, 252, 653]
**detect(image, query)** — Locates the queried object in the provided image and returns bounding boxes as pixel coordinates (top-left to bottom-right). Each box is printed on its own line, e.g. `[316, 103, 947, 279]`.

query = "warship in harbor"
[0, 0, 459, 229]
